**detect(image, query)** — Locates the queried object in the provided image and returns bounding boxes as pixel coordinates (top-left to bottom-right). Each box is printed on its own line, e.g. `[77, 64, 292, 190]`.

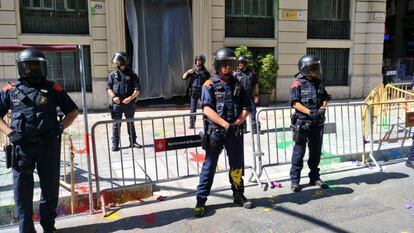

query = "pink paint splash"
[190, 152, 205, 164]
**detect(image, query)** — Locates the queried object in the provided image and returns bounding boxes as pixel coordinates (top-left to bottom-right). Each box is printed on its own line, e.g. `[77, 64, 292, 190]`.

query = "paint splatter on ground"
[189, 152, 205, 163]
[143, 213, 156, 224]
[276, 141, 293, 149]
[105, 212, 120, 220]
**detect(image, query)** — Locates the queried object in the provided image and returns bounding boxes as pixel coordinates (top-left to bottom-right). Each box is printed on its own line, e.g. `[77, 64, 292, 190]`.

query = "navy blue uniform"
[187, 66, 210, 128]
[195, 74, 253, 204]
[289, 74, 329, 184]
[107, 67, 141, 146]
[235, 68, 258, 133]
[0, 81, 77, 233]
[407, 136, 414, 161]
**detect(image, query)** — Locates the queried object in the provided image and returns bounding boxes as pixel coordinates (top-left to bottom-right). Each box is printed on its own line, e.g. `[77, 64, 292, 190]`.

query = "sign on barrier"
[154, 135, 202, 152]
[405, 112, 414, 127]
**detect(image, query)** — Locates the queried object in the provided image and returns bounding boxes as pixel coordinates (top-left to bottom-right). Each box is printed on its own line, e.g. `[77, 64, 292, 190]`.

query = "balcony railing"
[307, 20, 350, 39]
[20, 9, 89, 34]
[225, 16, 274, 38]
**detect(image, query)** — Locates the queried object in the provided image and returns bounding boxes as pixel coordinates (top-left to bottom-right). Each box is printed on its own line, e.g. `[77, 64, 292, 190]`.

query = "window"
[44, 46, 92, 92]
[21, 0, 87, 10]
[225, 0, 274, 38]
[226, 0, 273, 17]
[307, 48, 349, 86]
[308, 0, 350, 39]
[20, 0, 89, 34]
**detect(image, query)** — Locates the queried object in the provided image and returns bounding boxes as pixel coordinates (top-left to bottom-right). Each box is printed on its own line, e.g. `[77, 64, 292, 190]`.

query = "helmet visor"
[18, 61, 47, 78]
[218, 60, 236, 70]
[307, 63, 322, 76]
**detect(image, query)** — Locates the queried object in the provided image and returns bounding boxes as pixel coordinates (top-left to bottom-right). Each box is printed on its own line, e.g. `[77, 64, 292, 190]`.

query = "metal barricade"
[90, 112, 259, 214]
[250, 103, 380, 189]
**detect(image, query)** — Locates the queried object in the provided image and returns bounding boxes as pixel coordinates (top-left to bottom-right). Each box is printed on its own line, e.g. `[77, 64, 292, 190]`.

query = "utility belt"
[290, 114, 324, 144]
[207, 124, 243, 136]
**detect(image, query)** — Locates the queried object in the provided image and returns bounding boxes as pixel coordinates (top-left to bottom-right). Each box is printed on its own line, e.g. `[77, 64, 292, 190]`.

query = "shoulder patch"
[291, 81, 301, 88]
[52, 83, 64, 92]
[203, 80, 214, 87]
[2, 84, 13, 92]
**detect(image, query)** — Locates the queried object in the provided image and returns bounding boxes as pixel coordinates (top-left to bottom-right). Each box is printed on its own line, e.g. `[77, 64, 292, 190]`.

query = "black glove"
[225, 123, 238, 136]
[310, 109, 325, 120]
[58, 122, 65, 135]
[7, 130, 24, 144]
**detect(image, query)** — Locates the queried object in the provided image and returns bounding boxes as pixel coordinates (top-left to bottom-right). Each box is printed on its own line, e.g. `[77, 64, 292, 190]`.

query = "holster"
[4, 143, 13, 169]
[199, 130, 210, 150]
[291, 119, 308, 144]
[108, 104, 115, 119]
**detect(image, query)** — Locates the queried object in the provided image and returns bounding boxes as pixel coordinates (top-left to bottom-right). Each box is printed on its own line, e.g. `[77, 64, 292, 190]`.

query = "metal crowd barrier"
[250, 103, 381, 189]
[90, 112, 260, 213]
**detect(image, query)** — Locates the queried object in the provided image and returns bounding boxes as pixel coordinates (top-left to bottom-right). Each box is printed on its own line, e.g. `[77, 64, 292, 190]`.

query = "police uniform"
[195, 73, 253, 207]
[187, 66, 210, 128]
[235, 67, 258, 133]
[107, 67, 141, 148]
[406, 137, 414, 169]
[0, 80, 77, 233]
[289, 73, 329, 186]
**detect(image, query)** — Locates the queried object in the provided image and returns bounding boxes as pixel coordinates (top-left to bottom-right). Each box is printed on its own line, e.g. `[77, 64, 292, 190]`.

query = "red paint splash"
[189, 152, 205, 163]
[143, 213, 156, 224]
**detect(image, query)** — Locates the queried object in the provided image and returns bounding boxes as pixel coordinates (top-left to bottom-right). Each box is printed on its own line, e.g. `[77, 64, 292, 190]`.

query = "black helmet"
[298, 54, 322, 76]
[194, 54, 206, 65]
[238, 56, 249, 63]
[112, 52, 128, 65]
[213, 48, 236, 71]
[16, 48, 48, 78]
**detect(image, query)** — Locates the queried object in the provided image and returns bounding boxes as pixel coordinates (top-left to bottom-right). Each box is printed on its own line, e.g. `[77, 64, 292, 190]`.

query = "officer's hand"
[122, 97, 132, 104]
[254, 96, 259, 104]
[7, 130, 24, 144]
[113, 97, 121, 104]
[310, 109, 325, 120]
[225, 123, 238, 136]
[188, 69, 195, 74]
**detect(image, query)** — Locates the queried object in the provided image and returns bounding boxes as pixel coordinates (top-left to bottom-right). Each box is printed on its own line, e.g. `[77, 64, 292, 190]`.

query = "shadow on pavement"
[328, 171, 409, 185]
[58, 207, 215, 233]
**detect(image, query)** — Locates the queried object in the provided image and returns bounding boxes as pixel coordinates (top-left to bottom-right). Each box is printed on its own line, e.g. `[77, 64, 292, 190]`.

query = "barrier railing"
[90, 112, 260, 214]
[250, 103, 380, 189]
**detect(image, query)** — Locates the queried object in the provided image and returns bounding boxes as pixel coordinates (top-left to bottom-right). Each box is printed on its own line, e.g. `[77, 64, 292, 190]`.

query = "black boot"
[309, 179, 329, 189]
[406, 160, 414, 169]
[129, 141, 143, 148]
[194, 199, 206, 217]
[291, 182, 301, 192]
[233, 193, 252, 209]
[111, 144, 120, 152]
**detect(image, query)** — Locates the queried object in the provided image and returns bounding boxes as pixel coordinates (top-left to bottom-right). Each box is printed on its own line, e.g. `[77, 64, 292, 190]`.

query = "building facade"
[0, 0, 386, 109]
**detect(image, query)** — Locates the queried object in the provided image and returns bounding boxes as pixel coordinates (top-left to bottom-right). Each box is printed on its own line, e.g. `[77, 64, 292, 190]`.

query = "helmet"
[298, 54, 322, 76]
[213, 48, 237, 71]
[194, 54, 206, 65]
[16, 48, 48, 78]
[112, 52, 128, 65]
[238, 56, 249, 63]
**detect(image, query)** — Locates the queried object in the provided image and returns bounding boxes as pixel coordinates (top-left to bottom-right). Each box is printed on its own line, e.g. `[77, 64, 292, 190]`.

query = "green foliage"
[234, 45, 279, 94]
[258, 54, 278, 94]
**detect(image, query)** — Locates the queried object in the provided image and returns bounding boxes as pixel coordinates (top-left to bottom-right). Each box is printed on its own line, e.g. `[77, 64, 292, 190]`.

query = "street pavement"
[1, 158, 413, 233]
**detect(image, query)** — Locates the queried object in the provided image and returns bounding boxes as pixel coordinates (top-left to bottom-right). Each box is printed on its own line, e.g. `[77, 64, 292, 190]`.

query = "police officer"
[182, 54, 210, 129]
[107, 52, 142, 151]
[0, 48, 78, 233]
[406, 141, 414, 169]
[235, 56, 259, 134]
[194, 48, 254, 217]
[289, 54, 330, 192]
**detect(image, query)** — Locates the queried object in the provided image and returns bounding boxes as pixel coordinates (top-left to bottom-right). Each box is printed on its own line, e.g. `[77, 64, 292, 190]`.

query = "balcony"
[20, 9, 89, 34]
[225, 16, 274, 38]
[307, 20, 350, 40]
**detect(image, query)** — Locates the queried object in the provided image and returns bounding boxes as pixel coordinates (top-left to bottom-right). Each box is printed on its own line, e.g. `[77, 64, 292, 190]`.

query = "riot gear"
[213, 48, 237, 72]
[238, 56, 249, 64]
[194, 54, 206, 65]
[16, 48, 48, 83]
[298, 54, 322, 77]
[112, 52, 128, 65]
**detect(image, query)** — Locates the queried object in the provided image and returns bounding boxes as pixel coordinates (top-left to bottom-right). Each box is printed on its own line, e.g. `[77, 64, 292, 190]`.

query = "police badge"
[39, 95, 48, 104]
